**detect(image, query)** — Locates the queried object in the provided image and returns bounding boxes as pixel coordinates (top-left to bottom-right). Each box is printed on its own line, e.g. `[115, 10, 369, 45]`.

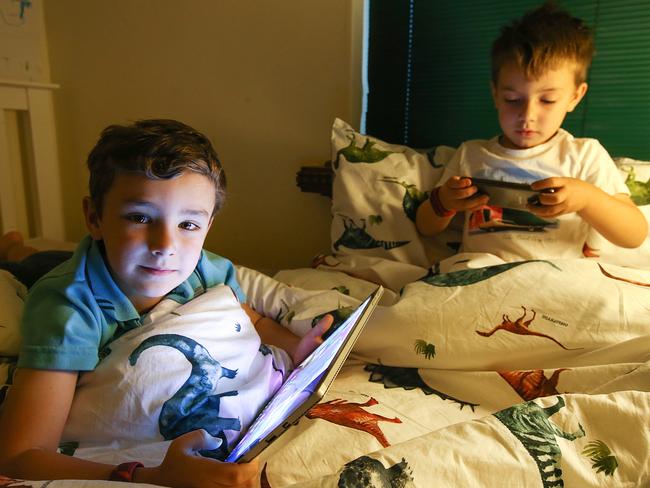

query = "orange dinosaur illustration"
[476, 306, 580, 350]
[499, 368, 569, 401]
[311, 254, 341, 268]
[0, 475, 31, 488]
[598, 263, 650, 287]
[306, 397, 402, 447]
[261, 463, 271, 488]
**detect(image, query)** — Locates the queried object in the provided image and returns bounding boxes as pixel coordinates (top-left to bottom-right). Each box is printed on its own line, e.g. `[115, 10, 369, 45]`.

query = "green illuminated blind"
[365, 0, 650, 159]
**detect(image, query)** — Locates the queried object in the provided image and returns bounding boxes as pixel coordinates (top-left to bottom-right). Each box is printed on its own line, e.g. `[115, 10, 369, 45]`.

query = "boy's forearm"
[416, 199, 454, 236]
[580, 191, 648, 248]
[242, 304, 300, 357]
[1, 449, 114, 482]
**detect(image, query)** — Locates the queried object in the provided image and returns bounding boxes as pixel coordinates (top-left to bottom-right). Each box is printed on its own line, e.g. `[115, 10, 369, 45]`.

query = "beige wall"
[42, 0, 362, 273]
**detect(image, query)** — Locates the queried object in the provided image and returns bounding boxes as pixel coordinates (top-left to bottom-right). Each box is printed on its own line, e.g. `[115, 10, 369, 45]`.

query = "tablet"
[472, 177, 543, 210]
[225, 286, 384, 463]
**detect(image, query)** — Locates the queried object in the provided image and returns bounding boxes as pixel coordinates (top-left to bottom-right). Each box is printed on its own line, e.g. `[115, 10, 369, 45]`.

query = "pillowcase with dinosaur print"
[330, 118, 461, 269]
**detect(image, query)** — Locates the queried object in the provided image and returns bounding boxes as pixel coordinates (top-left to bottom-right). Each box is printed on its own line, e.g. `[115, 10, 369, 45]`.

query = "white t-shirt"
[440, 129, 629, 261]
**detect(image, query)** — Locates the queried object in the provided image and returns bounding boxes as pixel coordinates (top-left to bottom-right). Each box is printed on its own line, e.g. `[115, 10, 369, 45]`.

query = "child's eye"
[126, 214, 151, 224]
[179, 221, 200, 231]
[541, 99, 557, 104]
[504, 98, 520, 104]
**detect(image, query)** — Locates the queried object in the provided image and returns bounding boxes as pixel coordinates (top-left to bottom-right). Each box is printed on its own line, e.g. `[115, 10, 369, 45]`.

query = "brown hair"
[491, 2, 594, 85]
[87, 119, 226, 216]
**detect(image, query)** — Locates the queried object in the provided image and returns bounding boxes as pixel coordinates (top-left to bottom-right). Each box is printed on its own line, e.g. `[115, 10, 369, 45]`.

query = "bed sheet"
[2, 256, 649, 487]
[264, 255, 650, 487]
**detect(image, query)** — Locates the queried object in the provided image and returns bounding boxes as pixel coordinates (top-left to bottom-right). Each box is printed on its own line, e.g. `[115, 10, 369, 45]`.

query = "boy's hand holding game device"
[529, 177, 591, 217]
[438, 176, 490, 214]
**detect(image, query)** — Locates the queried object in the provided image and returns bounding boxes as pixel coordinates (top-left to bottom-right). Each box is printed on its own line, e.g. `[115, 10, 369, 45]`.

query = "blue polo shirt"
[18, 236, 245, 371]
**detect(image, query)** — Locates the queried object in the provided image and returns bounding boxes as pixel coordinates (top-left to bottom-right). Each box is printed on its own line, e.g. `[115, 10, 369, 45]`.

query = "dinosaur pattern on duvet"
[494, 396, 585, 488]
[338, 455, 414, 487]
[421, 260, 561, 287]
[129, 334, 241, 460]
[306, 398, 402, 448]
[476, 306, 580, 350]
[334, 215, 409, 252]
[365, 364, 478, 411]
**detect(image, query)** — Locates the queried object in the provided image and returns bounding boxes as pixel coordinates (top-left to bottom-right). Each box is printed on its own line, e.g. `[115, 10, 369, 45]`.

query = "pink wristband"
[109, 461, 143, 482]
[429, 187, 456, 218]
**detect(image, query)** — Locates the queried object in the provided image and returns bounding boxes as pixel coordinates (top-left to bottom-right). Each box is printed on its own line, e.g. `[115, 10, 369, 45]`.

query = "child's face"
[491, 62, 588, 149]
[84, 171, 216, 313]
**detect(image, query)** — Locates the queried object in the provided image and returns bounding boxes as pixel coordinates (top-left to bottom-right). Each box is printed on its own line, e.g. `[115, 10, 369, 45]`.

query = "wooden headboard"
[0, 79, 65, 241]
[296, 161, 333, 198]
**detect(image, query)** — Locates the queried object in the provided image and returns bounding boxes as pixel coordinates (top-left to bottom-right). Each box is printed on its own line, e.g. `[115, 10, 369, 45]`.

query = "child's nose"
[149, 225, 175, 256]
[519, 100, 536, 121]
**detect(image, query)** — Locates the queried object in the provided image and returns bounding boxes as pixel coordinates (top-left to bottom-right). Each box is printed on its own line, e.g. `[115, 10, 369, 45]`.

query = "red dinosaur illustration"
[0, 475, 31, 488]
[261, 463, 271, 488]
[598, 263, 650, 287]
[311, 254, 341, 268]
[499, 368, 569, 401]
[306, 397, 402, 447]
[476, 306, 581, 350]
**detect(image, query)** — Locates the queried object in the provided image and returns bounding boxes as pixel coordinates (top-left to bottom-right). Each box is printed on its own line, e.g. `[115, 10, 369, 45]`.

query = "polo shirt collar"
[86, 238, 140, 323]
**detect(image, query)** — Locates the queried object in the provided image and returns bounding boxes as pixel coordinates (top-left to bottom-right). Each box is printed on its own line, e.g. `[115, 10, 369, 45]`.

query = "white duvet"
[3, 255, 650, 487]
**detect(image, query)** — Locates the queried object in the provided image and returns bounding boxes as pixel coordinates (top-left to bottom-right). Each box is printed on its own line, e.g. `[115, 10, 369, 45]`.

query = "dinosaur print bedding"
[1, 257, 649, 487]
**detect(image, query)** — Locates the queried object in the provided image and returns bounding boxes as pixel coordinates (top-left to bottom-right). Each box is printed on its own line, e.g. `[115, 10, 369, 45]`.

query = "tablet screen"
[225, 289, 380, 462]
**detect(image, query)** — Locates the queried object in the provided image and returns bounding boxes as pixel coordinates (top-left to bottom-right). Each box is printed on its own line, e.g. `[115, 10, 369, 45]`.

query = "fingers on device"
[225, 286, 385, 463]
[472, 177, 551, 210]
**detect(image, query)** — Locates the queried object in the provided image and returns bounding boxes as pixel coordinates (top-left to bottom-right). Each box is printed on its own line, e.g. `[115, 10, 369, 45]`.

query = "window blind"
[364, 0, 650, 160]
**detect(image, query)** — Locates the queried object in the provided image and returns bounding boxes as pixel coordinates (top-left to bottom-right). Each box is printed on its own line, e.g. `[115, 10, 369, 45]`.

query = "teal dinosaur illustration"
[426, 147, 445, 168]
[582, 440, 618, 476]
[621, 166, 650, 205]
[338, 455, 413, 487]
[312, 304, 355, 340]
[129, 334, 241, 460]
[334, 215, 409, 252]
[273, 299, 295, 325]
[57, 441, 79, 457]
[334, 134, 394, 169]
[380, 177, 429, 222]
[414, 339, 436, 360]
[365, 364, 478, 411]
[0, 361, 16, 405]
[368, 214, 383, 225]
[422, 260, 561, 287]
[332, 285, 351, 295]
[494, 396, 585, 487]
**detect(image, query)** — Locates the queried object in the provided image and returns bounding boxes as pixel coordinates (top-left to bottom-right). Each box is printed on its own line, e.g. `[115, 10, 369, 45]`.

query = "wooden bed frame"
[296, 161, 333, 197]
[0, 79, 65, 242]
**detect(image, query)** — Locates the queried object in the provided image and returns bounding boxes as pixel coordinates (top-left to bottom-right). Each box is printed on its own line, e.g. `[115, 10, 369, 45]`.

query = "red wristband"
[429, 186, 456, 218]
[109, 461, 144, 482]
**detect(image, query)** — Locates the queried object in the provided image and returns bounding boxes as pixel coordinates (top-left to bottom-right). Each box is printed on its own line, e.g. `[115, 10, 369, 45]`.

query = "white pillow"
[0, 270, 27, 356]
[330, 118, 461, 268]
[584, 158, 650, 269]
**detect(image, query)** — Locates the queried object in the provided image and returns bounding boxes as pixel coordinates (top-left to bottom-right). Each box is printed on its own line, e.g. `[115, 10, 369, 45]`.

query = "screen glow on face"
[225, 295, 372, 462]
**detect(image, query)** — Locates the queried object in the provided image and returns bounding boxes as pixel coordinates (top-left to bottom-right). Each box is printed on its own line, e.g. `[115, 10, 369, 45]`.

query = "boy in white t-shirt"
[416, 3, 647, 262]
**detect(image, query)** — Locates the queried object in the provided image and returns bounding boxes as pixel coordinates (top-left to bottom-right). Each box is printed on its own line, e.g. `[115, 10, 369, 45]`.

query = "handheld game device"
[472, 177, 554, 210]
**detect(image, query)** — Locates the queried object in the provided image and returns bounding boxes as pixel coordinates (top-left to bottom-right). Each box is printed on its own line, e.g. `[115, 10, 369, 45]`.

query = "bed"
[1, 118, 649, 487]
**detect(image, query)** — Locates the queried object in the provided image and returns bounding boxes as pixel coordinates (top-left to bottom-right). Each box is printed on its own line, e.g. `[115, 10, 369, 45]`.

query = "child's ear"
[567, 82, 588, 112]
[490, 81, 498, 106]
[83, 197, 103, 240]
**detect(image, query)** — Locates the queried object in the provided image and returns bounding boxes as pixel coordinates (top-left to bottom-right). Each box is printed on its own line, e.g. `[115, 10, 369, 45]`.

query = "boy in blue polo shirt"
[0, 119, 332, 486]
